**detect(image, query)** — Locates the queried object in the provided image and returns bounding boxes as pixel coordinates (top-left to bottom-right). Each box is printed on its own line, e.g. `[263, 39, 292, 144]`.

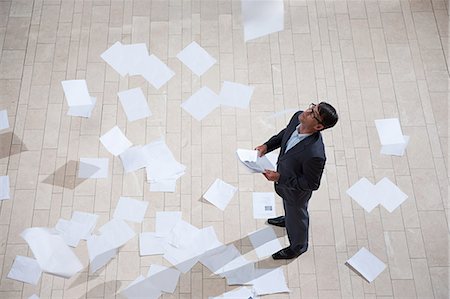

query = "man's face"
[299, 103, 325, 131]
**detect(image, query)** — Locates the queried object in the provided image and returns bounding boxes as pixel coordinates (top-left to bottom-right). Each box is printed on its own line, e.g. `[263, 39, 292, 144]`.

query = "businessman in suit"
[255, 102, 338, 260]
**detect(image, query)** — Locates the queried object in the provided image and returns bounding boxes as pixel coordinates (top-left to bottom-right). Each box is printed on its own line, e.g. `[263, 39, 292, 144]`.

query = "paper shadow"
[42, 160, 88, 190]
[0, 132, 27, 159]
[345, 262, 371, 284]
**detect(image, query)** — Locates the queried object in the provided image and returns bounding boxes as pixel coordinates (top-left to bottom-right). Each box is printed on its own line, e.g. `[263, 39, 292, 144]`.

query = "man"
[255, 102, 338, 260]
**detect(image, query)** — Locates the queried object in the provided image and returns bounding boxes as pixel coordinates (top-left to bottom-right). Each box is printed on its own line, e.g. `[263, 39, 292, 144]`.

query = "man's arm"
[277, 157, 325, 191]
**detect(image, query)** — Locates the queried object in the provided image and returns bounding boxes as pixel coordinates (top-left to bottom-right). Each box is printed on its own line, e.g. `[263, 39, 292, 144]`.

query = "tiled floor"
[0, 0, 448, 298]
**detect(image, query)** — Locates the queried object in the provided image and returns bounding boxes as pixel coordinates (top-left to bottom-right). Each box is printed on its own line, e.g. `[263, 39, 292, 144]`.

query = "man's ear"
[314, 124, 325, 131]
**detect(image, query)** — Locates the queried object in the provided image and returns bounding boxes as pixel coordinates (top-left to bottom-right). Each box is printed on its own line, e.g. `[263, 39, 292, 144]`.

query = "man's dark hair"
[318, 102, 338, 129]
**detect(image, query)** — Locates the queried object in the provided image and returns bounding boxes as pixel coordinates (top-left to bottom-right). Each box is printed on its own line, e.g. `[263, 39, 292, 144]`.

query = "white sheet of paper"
[203, 179, 237, 211]
[0, 109, 9, 130]
[199, 244, 242, 275]
[147, 264, 181, 293]
[250, 267, 290, 295]
[375, 177, 408, 213]
[144, 138, 186, 181]
[176, 41, 216, 76]
[252, 192, 276, 219]
[101, 41, 128, 76]
[223, 262, 256, 285]
[61, 80, 93, 106]
[121, 275, 162, 299]
[155, 211, 182, 237]
[181, 87, 220, 121]
[78, 158, 109, 179]
[346, 247, 386, 283]
[21, 227, 83, 278]
[120, 146, 150, 173]
[67, 96, 96, 118]
[166, 220, 200, 248]
[139, 232, 167, 256]
[87, 218, 135, 273]
[28, 295, 40, 299]
[124, 43, 150, 76]
[118, 88, 151, 122]
[149, 179, 178, 193]
[55, 218, 87, 247]
[136, 54, 175, 89]
[0, 175, 10, 200]
[248, 227, 282, 258]
[219, 81, 254, 108]
[237, 149, 275, 173]
[99, 126, 132, 156]
[210, 287, 256, 299]
[113, 197, 148, 223]
[236, 149, 258, 162]
[375, 118, 405, 146]
[71, 211, 98, 239]
[241, 0, 284, 42]
[7, 256, 42, 285]
[346, 178, 379, 213]
[380, 135, 409, 156]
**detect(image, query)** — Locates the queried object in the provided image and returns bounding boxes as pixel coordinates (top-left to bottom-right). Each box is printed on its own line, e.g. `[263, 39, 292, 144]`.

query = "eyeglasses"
[307, 103, 323, 124]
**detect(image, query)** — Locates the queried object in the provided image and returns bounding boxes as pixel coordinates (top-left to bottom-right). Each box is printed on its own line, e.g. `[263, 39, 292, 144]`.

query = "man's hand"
[255, 144, 268, 157]
[263, 170, 280, 182]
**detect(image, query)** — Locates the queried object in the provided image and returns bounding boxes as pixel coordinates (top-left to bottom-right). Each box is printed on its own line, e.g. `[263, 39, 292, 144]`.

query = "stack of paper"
[203, 179, 238, 211]
[21, 227, 83, 278]
[144, 138, 186, 192]
[99, 126, 132, 156]
[7, 256, 42, 285]
[219, 81, 255, 109]
[252, 192, 276, 219]
[0, 109, 9, 130]
[55, 211, 98, 247]
[241, 0, 284, 42]
[236, 149, 276, 173]
[375, 118, 409, 156]
[78, 158, 109, 179]
[248, 227, 282, 258]
[113, 197, 148, 223]
[61, 80, 96, 117]
[87, 218, 135, 273]
[346, 247, 386, 283]
[176, 41, 216, 76]
[0, 175, 10, 200]
[181, 87, 221, 121]
[118, 88, 151, 122]
[347, 177, 408, 213]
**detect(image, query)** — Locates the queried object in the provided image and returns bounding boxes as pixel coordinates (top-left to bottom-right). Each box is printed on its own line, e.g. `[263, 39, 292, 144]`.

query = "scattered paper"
[236, 149, 276, 173]
[209, 287, 256, 299]
[248, 227, 282, 258]
[61, 80, 93, 106]
[55, 219, 88, 247]
[375, 118, 409, 156]
[121, 275, 162, 299]
[99, 126, 132, 156]
[176, 41, 216, 76]
[7, 256, 42, 285]
[375, 177, 408, 213]
[346, 247, 386, 283]
[181, 87, 220, 121]
[87, 218, 135, 273]
[78, 158, 109, 179]
[101, 42, 149, 77]
[136, 54, 175, 89]
[219, 81, 254, 109]
[346, 178, 378, 213]
[28, 295, 40, 299]
[0, 109, 9, 130]
[199, 244, 243, 275]
[21, 227, 83, 278]
[0, 175, 10, 200]
[147, 264, 181, 293]
[203, 179, 237, 211]
[71, 211, 98, 239]
[149, 179, 178, 193]
[67, 96, 96, 118]
[252, 192, 276, 219]
[241, 0, 284, 42]
[155, 211, 182, 237]
[250, 267, 290, 295]
[113, 197, 148, 223]
[139, 232, 167, 256]
[118, 88, 151, 122]
[123, 43, 150, 76]
[119, 146, 150, 173]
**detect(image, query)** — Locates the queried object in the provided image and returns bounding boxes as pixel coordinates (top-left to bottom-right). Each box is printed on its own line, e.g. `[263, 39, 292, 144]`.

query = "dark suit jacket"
[264, 111, 326, 205]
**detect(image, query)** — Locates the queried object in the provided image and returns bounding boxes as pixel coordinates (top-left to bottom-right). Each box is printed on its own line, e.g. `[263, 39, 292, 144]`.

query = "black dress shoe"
[267, 216, 285, 227]
[272, 246, 307, 260]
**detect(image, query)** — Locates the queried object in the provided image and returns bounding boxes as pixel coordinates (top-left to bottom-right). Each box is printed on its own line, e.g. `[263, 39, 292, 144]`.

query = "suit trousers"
[283, 197, 309, 251]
